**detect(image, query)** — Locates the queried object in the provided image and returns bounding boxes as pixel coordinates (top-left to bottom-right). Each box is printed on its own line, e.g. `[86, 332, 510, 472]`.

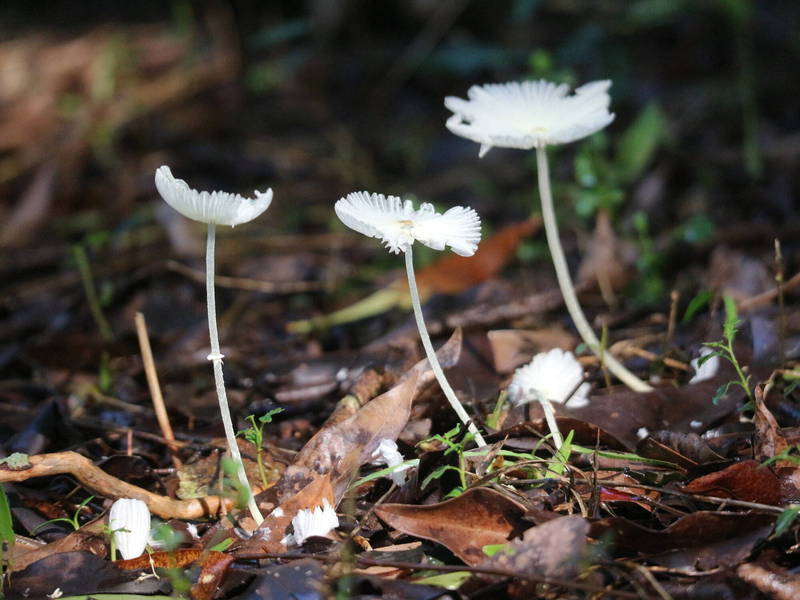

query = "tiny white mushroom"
[108, 498, 151, 560]
[690, 347, 720, 384]
[371, 438, 410, 485]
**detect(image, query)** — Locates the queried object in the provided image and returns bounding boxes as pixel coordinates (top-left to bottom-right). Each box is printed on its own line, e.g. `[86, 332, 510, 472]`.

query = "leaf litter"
[2, 6, 800, 600]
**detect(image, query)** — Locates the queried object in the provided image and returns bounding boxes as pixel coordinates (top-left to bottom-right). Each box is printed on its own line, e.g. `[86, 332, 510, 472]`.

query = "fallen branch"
[0, 451, 235, 519]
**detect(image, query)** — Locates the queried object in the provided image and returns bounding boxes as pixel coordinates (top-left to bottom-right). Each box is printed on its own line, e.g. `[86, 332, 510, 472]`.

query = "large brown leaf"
[375, 487, 529, 566]
[277, 374, 419, 503]
[237, 474, 334, 555]
[681, 460, 782, 505]
[592, 511, 775, 570]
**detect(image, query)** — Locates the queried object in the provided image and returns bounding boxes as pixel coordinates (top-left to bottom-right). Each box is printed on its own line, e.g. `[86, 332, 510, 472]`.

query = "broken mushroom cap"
[445, 79, 615, 157]
[334, 191, 481, 256]
[371, 438, 410, 486]
[155, 165, 273, 227]
[288, 499, 339, 546]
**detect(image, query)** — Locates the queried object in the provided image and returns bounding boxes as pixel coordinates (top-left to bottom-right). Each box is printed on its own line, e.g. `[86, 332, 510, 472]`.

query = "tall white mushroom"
[335, 191, 487, 446]
[445, 80, 653, 393]
[155, 166, 272, 524]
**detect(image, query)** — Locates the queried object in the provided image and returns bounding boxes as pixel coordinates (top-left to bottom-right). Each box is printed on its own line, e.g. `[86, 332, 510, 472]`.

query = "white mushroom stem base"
[537, 397, 564, 449]
[206, 224, 264, 524]
[535, 147, 653, 393]
[404, 246, 487, 447]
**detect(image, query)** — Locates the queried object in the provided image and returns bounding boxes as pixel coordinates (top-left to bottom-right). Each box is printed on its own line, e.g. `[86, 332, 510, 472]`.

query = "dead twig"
[737, 270, 800, 312]
[165, 259, 323, 294]
[135, 312, 181, 468]
[0, 451, 235, 519]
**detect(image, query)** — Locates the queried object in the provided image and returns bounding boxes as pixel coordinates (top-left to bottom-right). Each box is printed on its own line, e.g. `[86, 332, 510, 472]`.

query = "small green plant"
[418, 426, 475, 497]
[700, 296, 753, 404]
[72, 244, 113, 342]
[219, 457, 251, 510]
[548, 429, 574, 477]
[762, 445, 800, 468]
[237, 408, 283, 488]
[103, 523, 130, 561]
[32, 495, 95, 534]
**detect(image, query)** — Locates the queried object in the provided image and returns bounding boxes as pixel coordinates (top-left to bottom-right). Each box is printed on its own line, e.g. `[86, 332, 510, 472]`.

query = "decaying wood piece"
[0, 451, 235, 519]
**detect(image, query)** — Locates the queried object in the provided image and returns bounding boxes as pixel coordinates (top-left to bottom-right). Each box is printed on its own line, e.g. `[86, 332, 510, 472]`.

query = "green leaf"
[712, 381, 733, 405]
[482, 543, 515, 557]
[549, 429, 574, 476]
[616, 102, 668, 183]
[258, 408, 284, 424]
[0, 483, 13, 586]
[209, 537, 234, 552]
[697, 350, 724, 368]
[414, 571, 472, 590]
[775, 505, 800, 536]
[682, 289, 712, 323]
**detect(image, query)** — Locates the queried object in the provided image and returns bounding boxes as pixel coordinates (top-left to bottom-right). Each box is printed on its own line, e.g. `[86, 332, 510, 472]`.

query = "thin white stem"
[535, 146, 653, 393]
[206, 224, 264, 524]
[404, 247, 487, 447]
[537, 397, 563, 449]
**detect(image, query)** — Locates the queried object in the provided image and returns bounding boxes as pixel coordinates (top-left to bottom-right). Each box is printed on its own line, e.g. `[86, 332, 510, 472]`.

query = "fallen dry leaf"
[563, 371, 744, 449]
[637, 431, 725, 469]
[592, 511, 774, 570]
[753, 385, 790, 464]
[236, 559, 327, 599]
[11, 550, 164, 597]
[478, 515, 589, 580]
[277, 374, 419, 503]
[681, 459, 782, 505]
[375, 486, 529, 566]
[490, 416, 630, 452]
[487, 328, 577, 374]
[12, 518, 106, 571]
[240, 474, 334, 555]
[577, 210, 630, 302]
[190, 551, 236, 600]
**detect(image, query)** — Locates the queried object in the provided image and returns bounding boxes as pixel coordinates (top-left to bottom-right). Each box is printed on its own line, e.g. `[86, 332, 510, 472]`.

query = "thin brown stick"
[0, 451, 234, 519]
[165, 259, 323, 294]
[134, 311, 181, 468]
[738, 270, 800, 312]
